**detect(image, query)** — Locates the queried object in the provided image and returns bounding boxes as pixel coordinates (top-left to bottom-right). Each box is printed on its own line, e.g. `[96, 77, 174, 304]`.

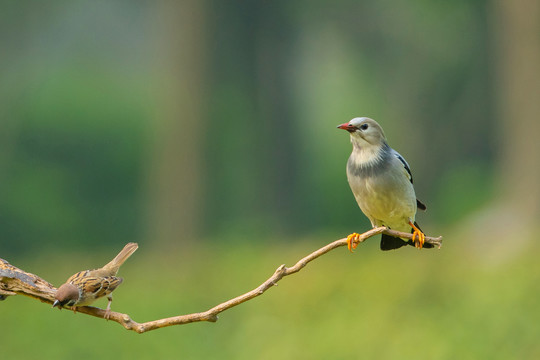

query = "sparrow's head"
[52, 283, 79, 308]
[337, 117, 386, 148]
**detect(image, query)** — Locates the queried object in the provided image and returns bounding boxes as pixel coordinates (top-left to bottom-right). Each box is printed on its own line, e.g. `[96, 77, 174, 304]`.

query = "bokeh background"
[1, 1, 539, 359]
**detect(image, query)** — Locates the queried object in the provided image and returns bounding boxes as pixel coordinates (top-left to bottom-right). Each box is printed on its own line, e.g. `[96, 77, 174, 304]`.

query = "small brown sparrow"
[52, 242, 138, 318]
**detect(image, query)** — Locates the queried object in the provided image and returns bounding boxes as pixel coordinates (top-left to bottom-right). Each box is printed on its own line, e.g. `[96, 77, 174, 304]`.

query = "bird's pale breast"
[347, 154, 417, 233]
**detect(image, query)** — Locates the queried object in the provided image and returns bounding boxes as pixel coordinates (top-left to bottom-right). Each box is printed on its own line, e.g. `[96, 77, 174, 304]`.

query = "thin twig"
[0, 227, 442, 333]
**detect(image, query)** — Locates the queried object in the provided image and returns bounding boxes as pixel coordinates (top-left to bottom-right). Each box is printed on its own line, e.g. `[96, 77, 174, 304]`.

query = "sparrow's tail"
[102, 242, 138, 275]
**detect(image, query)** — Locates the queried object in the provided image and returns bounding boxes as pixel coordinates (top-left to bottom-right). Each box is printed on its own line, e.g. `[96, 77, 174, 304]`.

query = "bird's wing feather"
[95, 277, 123, 297]
[83, 277, 106, 295]
[392, 149, 427, 210]
[66, 270, 90, 283]
[82, 276, 123, 298]
[392, 149, 413, 184]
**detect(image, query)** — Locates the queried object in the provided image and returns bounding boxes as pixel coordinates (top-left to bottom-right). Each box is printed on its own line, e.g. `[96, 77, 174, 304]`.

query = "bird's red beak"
[337, 122, 356, 133]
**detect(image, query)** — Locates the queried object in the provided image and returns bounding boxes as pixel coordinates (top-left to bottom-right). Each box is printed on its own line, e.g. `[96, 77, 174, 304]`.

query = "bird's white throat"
[349, 142, 387, 168]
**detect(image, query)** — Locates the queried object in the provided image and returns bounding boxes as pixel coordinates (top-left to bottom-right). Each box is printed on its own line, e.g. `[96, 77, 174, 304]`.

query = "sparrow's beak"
[52, 299, 60, 308]
[337, 122, 356, 133]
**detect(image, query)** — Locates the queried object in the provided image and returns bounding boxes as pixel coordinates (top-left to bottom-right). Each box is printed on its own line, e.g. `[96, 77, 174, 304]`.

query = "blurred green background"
[1, 1, 539, 359]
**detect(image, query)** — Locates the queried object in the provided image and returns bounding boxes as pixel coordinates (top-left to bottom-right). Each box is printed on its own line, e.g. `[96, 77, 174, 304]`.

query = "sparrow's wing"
[392, 149, 427, 211]
[96, 276, 123, 297]
[77, 276, 123, 299]
[66, 270, 90, 283]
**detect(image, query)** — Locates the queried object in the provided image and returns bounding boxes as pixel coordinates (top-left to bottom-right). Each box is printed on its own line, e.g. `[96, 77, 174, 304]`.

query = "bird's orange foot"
[346, 233, 362, 252]
[409, 221, 425, 249]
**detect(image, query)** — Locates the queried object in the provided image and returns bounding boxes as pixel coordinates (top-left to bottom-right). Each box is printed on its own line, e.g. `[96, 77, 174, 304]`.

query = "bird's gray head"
[52, 283, 79, 308]
[337, 117, 387, 149]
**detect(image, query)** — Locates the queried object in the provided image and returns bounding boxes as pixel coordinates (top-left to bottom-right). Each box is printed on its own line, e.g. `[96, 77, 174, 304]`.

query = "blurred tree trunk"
[463, 0, 540, 260]
[145, 0, 206, 246]
[255, 7, 298, 233]
[492, 0, 540, 221]
[201, 3, 299, 235]
[469, 0, 540, 259]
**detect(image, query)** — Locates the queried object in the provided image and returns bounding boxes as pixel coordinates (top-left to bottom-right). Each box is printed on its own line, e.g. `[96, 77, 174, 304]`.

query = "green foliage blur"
[0, 1, 498, 255]
[1, 1, 539, 359]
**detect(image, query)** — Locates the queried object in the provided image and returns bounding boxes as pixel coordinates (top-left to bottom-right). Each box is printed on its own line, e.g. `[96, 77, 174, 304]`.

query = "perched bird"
[52, 242, 138, 318]
[337, 117, 433, 251]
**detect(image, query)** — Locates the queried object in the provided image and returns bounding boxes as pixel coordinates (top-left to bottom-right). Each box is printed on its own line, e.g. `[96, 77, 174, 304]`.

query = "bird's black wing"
[392, 149, 427, 211]
[393, 150, 413, 183]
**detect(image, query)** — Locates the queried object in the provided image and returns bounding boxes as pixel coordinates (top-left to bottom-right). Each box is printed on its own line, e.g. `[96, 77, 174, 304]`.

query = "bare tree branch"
[0, 227, 442, 333]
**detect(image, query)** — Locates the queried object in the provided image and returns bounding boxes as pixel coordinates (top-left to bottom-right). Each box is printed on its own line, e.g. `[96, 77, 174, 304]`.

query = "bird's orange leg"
[346, 233, 362, 252]
[409, 221, 425, 249]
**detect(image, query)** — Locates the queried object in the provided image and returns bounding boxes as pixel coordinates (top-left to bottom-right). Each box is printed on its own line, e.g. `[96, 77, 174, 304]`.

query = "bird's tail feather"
[380, 222, 434, 250]
[380, 233, 408, 251]
[102, 242, 138, 275]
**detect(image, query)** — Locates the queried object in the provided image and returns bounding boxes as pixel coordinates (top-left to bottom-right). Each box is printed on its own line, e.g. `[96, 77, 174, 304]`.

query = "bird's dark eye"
[360, 124, 368, 131]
